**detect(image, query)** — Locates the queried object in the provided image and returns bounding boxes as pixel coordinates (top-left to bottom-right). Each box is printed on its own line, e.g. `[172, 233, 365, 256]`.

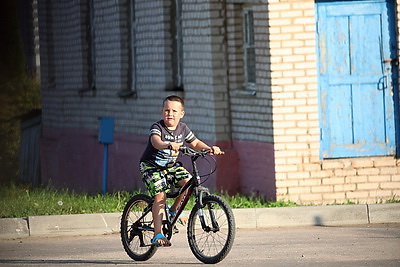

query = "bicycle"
[120, 146, 236, 264]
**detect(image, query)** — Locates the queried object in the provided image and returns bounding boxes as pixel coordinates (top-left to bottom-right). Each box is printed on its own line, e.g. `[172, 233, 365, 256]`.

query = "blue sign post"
[98, 117, 114, 194]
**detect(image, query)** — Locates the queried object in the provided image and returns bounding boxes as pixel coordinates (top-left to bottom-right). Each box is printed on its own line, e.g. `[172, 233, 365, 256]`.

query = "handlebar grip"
[179, 146, 211, 156]
[179, 146, 225, 156]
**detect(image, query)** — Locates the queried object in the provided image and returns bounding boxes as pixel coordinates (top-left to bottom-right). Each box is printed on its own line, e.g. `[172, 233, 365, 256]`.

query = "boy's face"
[162, 100, 185, 128]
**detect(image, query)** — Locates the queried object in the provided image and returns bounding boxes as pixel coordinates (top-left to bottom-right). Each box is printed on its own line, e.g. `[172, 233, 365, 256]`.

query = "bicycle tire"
[120, 194, 158, 261]
[187, 194, 236, 264]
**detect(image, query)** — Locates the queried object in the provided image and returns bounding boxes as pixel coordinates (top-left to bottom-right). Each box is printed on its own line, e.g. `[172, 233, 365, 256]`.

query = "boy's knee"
[177, 178, 190, 187]
[154, 192, 166, 202]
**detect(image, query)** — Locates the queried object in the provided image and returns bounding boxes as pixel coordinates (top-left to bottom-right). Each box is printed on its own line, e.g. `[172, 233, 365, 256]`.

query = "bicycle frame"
[132, 148, 214, 236]
[166, 150, 214, 230]
[121, 146, 235, 263]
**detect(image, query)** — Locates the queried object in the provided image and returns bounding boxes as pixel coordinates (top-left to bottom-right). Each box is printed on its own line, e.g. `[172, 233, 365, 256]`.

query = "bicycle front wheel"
[187, 194, 236, 264]
[120, 194, 157, 261]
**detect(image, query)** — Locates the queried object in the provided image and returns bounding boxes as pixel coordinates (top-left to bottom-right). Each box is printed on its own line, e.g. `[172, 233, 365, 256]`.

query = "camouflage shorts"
[139, 162, 191, 197]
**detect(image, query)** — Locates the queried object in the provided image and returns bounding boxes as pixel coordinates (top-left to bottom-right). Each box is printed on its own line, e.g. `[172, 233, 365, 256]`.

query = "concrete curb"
[0, 218, 29, 239]
[233, 204, 370, 228]
[28, 213, 121, 237]
[1, 203, 399, 239]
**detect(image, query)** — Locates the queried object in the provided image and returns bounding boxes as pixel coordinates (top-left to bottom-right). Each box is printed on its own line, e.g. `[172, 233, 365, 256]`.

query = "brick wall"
[38, 0, 237, 193]
[38, 0, 233, 139]
[223, 1, 276, 198]
[37, 0, 400, 202]
[269, 0, 400, 204]
[226, 2, 274, 143]
[182, 0, 231, 142]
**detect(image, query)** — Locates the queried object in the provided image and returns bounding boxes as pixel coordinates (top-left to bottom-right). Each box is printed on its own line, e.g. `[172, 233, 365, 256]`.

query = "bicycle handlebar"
[179, 146, 211, 157]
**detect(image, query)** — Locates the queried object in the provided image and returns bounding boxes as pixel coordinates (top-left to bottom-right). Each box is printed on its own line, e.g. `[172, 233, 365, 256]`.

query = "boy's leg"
[169, 178, 190, 225]
[140, 162, 171, 246]
[152, 192, 171, 246]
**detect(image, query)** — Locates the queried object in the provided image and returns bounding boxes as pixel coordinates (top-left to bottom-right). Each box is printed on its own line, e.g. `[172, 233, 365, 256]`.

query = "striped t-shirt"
[140, 120, 197, 167]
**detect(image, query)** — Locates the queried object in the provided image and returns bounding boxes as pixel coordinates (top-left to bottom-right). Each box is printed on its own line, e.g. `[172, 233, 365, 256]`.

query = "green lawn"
[0, 183, 297, 218]
[2, 183, 398, 219]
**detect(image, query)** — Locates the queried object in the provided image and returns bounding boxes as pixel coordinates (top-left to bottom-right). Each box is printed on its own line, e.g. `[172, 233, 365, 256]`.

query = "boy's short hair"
[163, 95, 185, 109]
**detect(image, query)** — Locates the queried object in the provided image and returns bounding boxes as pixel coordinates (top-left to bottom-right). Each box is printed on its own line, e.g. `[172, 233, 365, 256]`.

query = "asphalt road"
[0, 224, 399, 266]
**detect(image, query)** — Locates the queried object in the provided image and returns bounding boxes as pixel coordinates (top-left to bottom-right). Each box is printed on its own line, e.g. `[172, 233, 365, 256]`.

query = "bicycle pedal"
[172, 225, 179, 234]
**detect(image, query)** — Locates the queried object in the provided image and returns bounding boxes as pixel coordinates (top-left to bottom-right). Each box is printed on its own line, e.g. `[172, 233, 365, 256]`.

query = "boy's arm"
[150, 134, 182, 152]
[150, 134, 171, 150]
[189, 139, 223, 155]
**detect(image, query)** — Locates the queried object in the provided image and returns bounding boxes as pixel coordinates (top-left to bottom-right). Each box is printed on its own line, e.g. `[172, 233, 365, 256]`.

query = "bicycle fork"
[195, 187, 220, 232]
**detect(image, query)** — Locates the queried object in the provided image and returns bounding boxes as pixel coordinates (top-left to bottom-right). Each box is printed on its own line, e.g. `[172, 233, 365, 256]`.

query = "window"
[40, 0, 56, 89]
[119, 0, 137, 98]
[243, 9, 256, 89]
[79, 0, 96, 94]
[169, 0, 183, 91]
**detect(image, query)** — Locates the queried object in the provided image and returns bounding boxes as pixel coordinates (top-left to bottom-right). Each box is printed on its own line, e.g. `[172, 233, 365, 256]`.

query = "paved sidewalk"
[0, 203, 399, 239]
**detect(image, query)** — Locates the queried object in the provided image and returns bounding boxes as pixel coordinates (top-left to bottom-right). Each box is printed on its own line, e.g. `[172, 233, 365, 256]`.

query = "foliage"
[0, 74, 41, 185]
[0, 0, 41, 185]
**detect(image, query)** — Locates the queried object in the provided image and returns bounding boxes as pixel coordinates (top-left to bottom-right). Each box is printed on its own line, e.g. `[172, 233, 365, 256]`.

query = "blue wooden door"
[316, 0, 398, 158]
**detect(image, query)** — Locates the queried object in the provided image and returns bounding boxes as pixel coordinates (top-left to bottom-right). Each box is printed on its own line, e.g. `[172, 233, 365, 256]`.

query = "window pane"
[244, 9, 256, 86]
[246, 47, 256, 84]
[248, 11, 254, 45]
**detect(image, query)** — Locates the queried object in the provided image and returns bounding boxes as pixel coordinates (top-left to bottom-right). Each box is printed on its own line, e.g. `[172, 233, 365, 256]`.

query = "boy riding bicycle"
[139, 95, 223, 247]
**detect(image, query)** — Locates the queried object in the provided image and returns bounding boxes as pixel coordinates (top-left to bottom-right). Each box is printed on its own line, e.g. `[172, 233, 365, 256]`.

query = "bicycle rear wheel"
[120, 194, 157, 261]
[187, 194, 236, 264]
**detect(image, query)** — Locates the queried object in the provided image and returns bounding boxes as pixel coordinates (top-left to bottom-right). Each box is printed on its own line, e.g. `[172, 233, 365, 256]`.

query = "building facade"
[37, 0, 400, 204]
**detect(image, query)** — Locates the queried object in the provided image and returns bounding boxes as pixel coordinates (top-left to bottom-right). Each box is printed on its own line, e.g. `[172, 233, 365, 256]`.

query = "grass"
[0, 183, 132, 218]
[0, 183, 297, 218]
[1, 183, 398, 219]
[221, 193, 297, 209]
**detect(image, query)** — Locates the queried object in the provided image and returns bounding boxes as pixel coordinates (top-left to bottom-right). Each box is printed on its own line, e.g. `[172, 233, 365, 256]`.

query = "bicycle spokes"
[187, 195, 235, 264]
[121, 194, 159, 261]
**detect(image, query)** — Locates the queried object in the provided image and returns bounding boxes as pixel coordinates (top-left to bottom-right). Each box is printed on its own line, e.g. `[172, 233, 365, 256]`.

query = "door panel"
[316, 0, 398, 158]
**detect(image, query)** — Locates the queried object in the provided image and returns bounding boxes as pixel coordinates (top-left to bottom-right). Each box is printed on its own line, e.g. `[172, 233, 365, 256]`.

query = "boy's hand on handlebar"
[210, 146, 224, 155]
[169, 142, 183, 152]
